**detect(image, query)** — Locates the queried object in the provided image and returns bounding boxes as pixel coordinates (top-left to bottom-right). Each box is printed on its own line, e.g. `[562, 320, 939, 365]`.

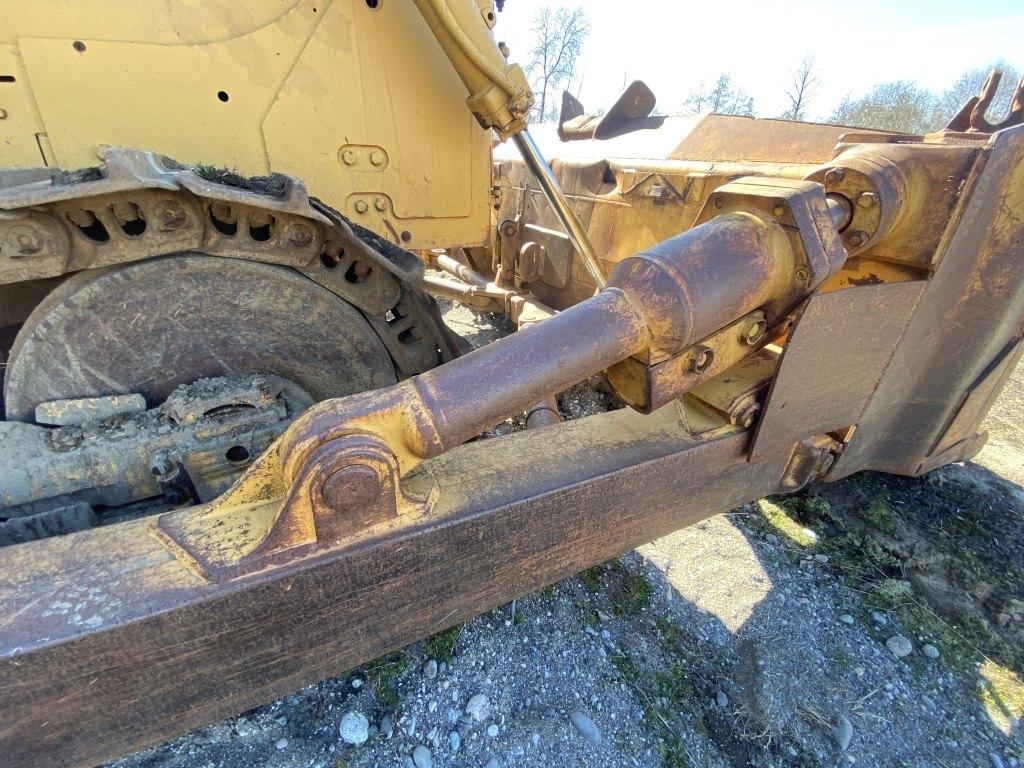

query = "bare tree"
[780, 54, 819, 121]
[934, 61, 1022, 128]
[828, 80, 937, 134]
[525, 4, 589, 122]
[683, 74, 754, 116]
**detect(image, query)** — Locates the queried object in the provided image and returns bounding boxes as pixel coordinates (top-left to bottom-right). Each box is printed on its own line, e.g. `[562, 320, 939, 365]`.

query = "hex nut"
[374, 198, 387, 212]
[354, 200, 369, 214]
[369, 150, 386, 167]
[736, 403, 761, 429]
[157, 200, 187, 229]
[286, 223, 313, 248]
[846, 231, 866, 248]
[823, 167, 846, 185]
[741, 318, 768, 345]
[689, 346, 715, 373]
[341, 149, 357, 166]
[858, 191, 879, 208]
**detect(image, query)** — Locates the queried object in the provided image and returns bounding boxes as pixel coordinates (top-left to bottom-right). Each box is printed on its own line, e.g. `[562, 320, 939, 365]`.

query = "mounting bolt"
[354, 200, 369, 214]
[857, 191, 879, 208]
[794, 267, 810, 283]
[285, 222, 313, 248]
[823, 167, 846, 185]
[6, 225, 41, 257]
[341, 149, 357, 166]
[846, 231, 867, 248]
[374, 198, 388, 212]
[741, 317, 768, 345]
[0, 108, 8, 120]
[156, 200, 187, 230]
[369, 150, 386, 167]
[735, 403, 761, 429]
[15, 233, 41, 256]
[689, 345, 715, 374]
[150, 453, 175, 478]
[772, 204, 786, 217]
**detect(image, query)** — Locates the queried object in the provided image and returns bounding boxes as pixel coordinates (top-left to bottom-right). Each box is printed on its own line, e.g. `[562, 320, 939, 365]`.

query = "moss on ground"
[363, 651, 410, 710]
[424, 624, 462, 664]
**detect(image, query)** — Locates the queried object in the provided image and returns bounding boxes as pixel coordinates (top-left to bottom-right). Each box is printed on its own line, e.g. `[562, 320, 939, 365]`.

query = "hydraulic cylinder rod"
[513, 130, 607, 290]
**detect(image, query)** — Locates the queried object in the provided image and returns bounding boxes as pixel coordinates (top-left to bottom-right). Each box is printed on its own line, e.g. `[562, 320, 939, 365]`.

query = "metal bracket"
[154, 434, 434, 582]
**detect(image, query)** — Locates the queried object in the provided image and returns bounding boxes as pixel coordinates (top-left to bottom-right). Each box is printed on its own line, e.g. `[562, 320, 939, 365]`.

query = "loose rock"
[412, 744, 433, 768]
[486, 723, 499, 738]
[922, 643, 940, 659]
[886, 635, 913, 658]
[339, 711, 370, 746]
[465, 694, 489, 721]
[568, 710, 602, 746]
[275, 738, 288, 750]
[839, 613, 855, 625]
[424, 659, 438, 679]
[716, 690, 729, 708]
[448, 730, 460, 752]
[832, 714, 854, 752]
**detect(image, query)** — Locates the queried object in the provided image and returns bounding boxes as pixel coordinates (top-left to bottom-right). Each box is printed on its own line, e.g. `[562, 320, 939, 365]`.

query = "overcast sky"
[493, 0, 1024, 120]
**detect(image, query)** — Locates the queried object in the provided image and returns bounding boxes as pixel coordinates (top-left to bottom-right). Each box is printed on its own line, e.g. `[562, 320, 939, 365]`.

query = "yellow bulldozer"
[0, 2, 1022, 765]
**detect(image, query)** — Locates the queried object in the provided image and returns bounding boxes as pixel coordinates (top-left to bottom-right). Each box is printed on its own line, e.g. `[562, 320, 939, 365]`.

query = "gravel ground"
[110, 302, 1024, 768]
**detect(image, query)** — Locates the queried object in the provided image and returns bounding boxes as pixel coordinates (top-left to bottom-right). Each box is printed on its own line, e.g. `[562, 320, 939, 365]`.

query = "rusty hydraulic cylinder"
[157, 198, 841, 581]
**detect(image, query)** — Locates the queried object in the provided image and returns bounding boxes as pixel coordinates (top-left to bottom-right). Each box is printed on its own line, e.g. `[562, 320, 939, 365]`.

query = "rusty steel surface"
[0, 407, 795, 768]
[4, 254, 397, 420]
[749, 281, 925, 462]
[0, 148, 455, 383]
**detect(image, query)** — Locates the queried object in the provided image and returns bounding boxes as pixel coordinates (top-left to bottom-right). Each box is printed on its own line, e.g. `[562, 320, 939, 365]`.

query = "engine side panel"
[0, 0, 491, 248]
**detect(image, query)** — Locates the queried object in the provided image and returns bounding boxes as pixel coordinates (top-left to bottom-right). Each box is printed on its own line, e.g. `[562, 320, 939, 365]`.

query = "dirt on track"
[110, 305, 1024, 768]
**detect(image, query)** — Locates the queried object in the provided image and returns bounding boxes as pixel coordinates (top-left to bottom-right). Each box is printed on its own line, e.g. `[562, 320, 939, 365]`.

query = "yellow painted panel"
[0, 44, 47, 165]
[16, 0, 324, 173]
[0, 1, 304, 45]
[3, 0, 491, 248]
[263, 0, 489, 235]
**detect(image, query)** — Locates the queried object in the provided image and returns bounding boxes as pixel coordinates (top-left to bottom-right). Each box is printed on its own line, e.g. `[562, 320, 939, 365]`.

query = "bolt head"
[742, 318, 768, 345]
[772, 204, 786, 217]
[858, 191, 879, 208]
[795, 267, 810, 282]
[286, 222, 313, 248]
[736, 403, 761, 429]
[369, 150, 386, 167]
[354, 200, 369, 214]
[847, 231, 866, 248]
[341, 149, 357, 165]
[6, 225, 41, 257]
[0, 108, 8, 120]
[157, 200, 187, 229]
[374, 198, 387, 212]
[689, 346, 715, 373]
[823, 167, 846, 185]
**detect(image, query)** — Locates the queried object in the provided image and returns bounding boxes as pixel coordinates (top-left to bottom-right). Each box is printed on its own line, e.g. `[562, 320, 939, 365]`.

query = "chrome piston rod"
[513, 130, 607, 290]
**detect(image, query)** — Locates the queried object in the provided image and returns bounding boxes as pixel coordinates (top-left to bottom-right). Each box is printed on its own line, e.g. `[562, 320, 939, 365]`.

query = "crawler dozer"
[1, 2, 1023, 765]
